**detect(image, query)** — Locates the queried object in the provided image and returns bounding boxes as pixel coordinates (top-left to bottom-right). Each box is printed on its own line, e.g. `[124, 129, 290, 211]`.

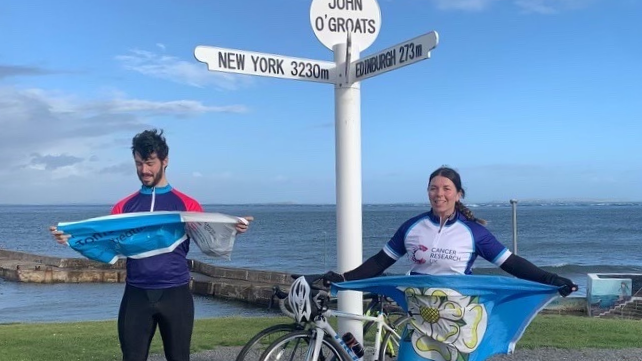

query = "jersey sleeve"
[472, 224, 512, 266]
[110, 204, 122, 215]
[383, 223, 409, 261]
[171, 189, 204, 212]
[186, 200, 203, 212]
[110, 192, 138, 215]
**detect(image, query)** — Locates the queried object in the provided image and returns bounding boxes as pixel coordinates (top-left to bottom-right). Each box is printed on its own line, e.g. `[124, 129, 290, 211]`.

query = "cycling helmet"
[288, 276, 313, 323]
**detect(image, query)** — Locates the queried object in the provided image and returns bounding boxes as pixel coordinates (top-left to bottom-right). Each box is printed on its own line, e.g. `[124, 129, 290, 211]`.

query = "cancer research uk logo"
[402, 287, 488, 361]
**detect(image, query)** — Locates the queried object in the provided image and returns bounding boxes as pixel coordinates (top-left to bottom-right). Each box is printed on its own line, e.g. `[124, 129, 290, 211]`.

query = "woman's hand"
[322, 271, 346, 287]
[551, 275, 578, 297]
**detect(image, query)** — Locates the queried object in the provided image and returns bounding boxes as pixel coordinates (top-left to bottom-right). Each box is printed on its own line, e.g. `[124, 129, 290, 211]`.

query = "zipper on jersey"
[437, 212, 455, 233]
[150, 187, 156, 211]
[431, 215, 449, 256]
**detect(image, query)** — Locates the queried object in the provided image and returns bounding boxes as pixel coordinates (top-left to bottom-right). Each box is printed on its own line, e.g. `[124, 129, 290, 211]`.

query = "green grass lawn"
[1, 315, 641, 361]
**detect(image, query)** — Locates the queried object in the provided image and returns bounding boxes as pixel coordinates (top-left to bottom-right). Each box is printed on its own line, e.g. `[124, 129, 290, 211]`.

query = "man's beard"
[138, 168, 164, 187]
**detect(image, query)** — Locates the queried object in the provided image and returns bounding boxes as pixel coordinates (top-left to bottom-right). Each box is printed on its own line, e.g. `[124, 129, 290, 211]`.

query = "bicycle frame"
[273, 275, 405, 361]
[308, 308, 402, 361]
[270, 285, 391, 321]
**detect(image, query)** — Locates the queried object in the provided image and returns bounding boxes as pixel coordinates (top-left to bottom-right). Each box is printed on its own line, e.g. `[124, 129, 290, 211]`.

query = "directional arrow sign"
[350, 31, 439, 82]
[195, 46, 336, 84]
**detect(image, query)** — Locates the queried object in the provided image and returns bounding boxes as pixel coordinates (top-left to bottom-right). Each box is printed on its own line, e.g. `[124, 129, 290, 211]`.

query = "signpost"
[351, 31, 438, 81]
[310, 0, 381, 51]
[194, 46, 336, 84]
[194, 0, 439, 343]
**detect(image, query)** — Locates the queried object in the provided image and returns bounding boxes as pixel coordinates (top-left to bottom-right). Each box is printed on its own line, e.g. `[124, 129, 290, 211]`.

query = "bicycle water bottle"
[341, 332, 365, 358]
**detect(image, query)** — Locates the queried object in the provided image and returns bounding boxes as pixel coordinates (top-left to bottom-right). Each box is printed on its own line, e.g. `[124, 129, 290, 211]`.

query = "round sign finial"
[310, 0, 381, 51]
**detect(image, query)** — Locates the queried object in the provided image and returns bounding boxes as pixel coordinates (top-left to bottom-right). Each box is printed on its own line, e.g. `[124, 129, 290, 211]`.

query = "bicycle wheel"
[236, 323, 302, 361]
[260, 329, 346, 361]
[378, 316, 411, 361]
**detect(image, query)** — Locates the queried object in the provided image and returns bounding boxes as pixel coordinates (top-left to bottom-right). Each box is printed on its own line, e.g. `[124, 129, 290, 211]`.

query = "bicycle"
[258, 274, 409, 361]
[235, 286, 303, 361]
[236, 276, 406, 361]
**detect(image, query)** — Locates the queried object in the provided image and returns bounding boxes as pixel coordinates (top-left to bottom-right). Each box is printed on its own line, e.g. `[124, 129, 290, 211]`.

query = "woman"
[324, 166, 577, 296]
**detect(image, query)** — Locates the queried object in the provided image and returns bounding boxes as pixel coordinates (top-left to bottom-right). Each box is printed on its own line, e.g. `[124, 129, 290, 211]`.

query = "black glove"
[550, 275, 578, 297]
[322, 271, 345, 287]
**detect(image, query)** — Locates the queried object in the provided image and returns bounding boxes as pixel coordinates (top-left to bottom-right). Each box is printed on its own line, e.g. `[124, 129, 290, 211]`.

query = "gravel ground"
[148, 346, 642, 361]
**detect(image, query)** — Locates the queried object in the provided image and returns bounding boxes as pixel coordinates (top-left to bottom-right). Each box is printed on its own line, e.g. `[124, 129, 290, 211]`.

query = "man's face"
[134, 152, 167, 187]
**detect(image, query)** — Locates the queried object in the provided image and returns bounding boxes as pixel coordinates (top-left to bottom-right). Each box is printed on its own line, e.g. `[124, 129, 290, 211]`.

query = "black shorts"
[118, 283, 194, 361]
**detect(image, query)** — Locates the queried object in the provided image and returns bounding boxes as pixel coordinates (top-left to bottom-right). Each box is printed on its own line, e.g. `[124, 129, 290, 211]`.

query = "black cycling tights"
[118, 284, 194, 361]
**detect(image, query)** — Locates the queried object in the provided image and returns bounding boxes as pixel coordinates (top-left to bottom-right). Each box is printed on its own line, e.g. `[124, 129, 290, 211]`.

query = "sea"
[1, 202, 641, 323]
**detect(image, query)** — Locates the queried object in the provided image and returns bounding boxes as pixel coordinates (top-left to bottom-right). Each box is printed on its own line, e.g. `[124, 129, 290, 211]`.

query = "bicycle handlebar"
[269, 285, 296, 319]
[290, 273, 326, 289]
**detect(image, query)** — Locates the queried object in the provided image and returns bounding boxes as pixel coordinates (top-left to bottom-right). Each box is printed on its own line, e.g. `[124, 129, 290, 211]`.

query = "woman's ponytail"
[456, 201, 486, 225]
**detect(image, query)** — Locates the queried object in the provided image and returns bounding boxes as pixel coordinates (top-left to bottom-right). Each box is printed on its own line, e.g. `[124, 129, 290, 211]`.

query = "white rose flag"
[331, 275, 559, 361]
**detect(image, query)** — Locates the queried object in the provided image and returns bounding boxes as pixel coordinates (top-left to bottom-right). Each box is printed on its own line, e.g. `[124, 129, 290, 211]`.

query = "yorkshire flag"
[57, 211, 244, 264]
[331, 275, 559, 361]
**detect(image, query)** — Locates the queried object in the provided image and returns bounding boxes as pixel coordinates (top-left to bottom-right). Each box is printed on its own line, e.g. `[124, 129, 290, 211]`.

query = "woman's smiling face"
[428, 175, 461, 219]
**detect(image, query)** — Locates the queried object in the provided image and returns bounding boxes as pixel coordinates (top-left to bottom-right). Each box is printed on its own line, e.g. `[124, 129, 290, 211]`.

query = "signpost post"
[195, 0, 439, 343]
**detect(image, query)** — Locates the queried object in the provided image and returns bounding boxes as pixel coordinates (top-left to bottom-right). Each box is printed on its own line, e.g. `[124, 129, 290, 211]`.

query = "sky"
[1, 0, 640, 205]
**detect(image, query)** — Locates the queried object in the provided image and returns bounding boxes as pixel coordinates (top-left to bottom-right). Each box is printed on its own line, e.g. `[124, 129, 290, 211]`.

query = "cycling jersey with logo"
[383, 211, 511, 275]
[112, 184, 203, 289]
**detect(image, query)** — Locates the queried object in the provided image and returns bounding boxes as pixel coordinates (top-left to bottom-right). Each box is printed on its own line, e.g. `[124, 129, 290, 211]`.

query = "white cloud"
[513, 0, 594, 14]
[115, 49, 253, 90]
[0, 85, 248, 202]
[102, 162, 134, 176]
[430, 0, 500, 11]
[25, 153, 84, 171]
[429, 0, 596, 13]
[192, 171, 203, 177]
[0, 87, 141, 170]
[85, 98, 247, 115]
[514, 0, 557, 13]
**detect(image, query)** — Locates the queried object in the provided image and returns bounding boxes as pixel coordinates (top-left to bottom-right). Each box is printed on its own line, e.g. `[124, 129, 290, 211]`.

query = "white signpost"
[194, 46, 337, 84]
[195, 0, 439, 343]
[310, 0, 381, 51]
[351, 31, 438, 81]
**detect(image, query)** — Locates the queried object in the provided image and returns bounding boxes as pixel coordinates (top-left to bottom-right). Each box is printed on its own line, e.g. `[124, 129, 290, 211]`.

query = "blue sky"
[1, 0, 640, 205]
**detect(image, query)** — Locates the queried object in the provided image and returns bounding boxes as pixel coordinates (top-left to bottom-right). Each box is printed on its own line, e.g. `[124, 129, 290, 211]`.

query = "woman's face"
[428, 175, 461, 218]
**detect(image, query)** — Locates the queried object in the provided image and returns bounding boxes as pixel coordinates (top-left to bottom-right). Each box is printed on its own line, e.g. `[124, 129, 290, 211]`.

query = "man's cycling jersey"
[112, 184, 203, 289]
[383, 211, 511, 275]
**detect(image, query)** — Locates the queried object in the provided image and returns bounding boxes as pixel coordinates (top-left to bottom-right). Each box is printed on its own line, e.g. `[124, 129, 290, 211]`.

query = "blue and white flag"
[331, 275, 559, 361]
[57, 211, 245, 264]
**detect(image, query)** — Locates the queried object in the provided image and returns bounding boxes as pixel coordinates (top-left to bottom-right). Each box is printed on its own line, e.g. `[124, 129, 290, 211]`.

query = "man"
[51, 129, 252, 361]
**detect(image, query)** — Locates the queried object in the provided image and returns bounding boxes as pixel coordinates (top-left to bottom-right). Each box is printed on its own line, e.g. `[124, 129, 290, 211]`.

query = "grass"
[1, 315, 641, 361]
[517, 315, 642, 349]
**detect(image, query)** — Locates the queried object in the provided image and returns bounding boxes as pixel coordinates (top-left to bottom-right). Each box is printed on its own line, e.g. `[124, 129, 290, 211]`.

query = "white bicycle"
[259, 274, 409, 361]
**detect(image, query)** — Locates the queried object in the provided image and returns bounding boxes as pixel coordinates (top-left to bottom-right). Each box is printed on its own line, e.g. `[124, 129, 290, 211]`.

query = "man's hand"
[235, 216, 254, 233]
[49, 226, 70, 245]
[322, 271, 345, 287]
[551, 275, 578, 297]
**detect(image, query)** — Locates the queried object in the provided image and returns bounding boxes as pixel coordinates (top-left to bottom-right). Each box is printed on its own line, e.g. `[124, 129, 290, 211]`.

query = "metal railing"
[510, 199, 518, 255]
